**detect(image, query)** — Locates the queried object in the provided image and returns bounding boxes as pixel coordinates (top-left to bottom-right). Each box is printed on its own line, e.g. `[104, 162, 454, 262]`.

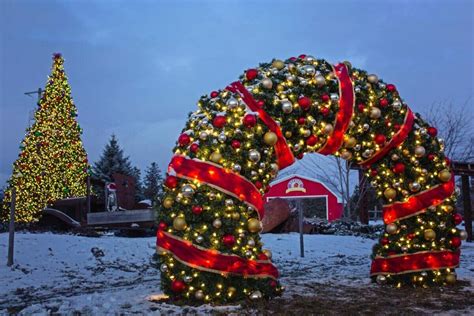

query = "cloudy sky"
[0, 0, 472, 186]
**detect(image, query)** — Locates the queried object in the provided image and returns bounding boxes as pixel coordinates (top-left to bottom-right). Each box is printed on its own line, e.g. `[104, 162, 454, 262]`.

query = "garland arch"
[156, 55, 465, 303]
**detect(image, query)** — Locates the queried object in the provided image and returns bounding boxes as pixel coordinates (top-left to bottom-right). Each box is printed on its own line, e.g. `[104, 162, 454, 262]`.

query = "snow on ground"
[0, 232, 473, 315]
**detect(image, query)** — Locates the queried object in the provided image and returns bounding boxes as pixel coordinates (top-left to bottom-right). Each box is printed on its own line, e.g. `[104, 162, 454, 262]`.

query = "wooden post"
[298, 199, 304, 258]
[86, 176, 91, 214]
[7, 188, 16, 267]
[461, 175, 472, 242]
[358, 169, 369, 224]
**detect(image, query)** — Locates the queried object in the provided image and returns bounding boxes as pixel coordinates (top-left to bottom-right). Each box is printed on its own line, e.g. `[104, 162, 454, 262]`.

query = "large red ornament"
[210, 91, 219, 98]
[269, 280, 278, 288]
[374, 134, 386, 145]
[178, 133, 191, 146]
[427, 127, 438, 137]
[158, 221, 168, 230]
[222, 234, 236, 247]
[451, 237, 461, 248]
[379, 98, 389, 107]
[231, 139, 241, 149]
[321, 94, 330, 102]
[243, 114, 257, 128]
[254, 181, 263, 189]
[297, 117, 306, 125]
[454, 213, 463, 225]
[370, 169, 378, 176]
[357, 103, 365, 112]
[192, 205, 203, 215]
[165, 176, 178, 188]
[428, 154, 436, 161]
[213, 115, 227, 128]
[171, 280, 186, 293]
[298, 54, 306, 59]
[246, 69, 258, 81]
[298, 96, 312, 110]
[306, 135, 318, 146]
[393, 162, 406, 174]
[381, 237, 390, 246]
[190, 143, 199, 153]
[320, 107, 330, 116]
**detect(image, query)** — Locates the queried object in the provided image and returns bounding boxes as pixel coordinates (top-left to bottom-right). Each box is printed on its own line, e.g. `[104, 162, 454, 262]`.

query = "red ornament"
[321, 94, 330, 102]
[379, 98, 389, 107]
[178, 133, 190, 146]
[255, 181, 263, 189]
[213, 115, 227, 128]
[381, 238, 390, 246]
[445, 157, 451, 165]
[374, 134, 386, 145]
[386, 84, 396, 92]
[256, 100, 265, 108]
[306, 135, 318, 146]
[370, 169, 378, 176]
[427, 127, 438, 137]
[297, 117, 306, 125]
[269, 280, 278, 288]
[357, 103, 365, 112]
[192, 205, 203, 215]
[210, 91, 219, 98]
[298, 54, 306, 59]
[246, 69, 258, 81]
[231, 139, 241, 149]
[454, 213, 463, 225]
[393, 162, 406, 174]
[298, 96, 312, 110]
[320, 107, 330, 116]
[427, 154, 436, 161]
[289, 57, 297, 62]
[296, 153, 304, 159]
[158, 221, 168, 230]
[171, 280, 186, 293]
[243, 114, 257, 128]
[165, 176, 178, 188]
[190, 143, 199, 153]
[258, 253, 268, 260]
[222, 234, 236, 247]
[451, 237, 461, 248]
[393, 124, 401, 130]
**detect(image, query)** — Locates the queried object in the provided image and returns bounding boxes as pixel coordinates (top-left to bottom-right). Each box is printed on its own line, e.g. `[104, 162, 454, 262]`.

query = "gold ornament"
[386, 223, 398, 234]
[247, 218, 262, 233]
[445, 272, 457, 285]
[424, 229, 436, 240]
[276, 84, 285, 92]
[195, 290, 204, 300]
[323, 124, 334, 135]
[213, 218, 222, 229]
[228, 286, 237, 297]
[210, 151, 223, 163]
[163, 197, 174, 209]
[261, 78, 273, 89]
[263, 132, 278, 146]
[367, 74, 379, 83]
[285, 131, 292, 138]
[173, 216, 187, 231]
[438, 169, 451, 182]
[272, 59, 285, 70]
[414, 146, 426, 157]
[232, 212, 240, 220]
[340, 150, 352, 160]
[344, 136, 357, 148]
[263, 249, 272, 259]
[369, 107, 381, 119]
[384, 188, 397, 199]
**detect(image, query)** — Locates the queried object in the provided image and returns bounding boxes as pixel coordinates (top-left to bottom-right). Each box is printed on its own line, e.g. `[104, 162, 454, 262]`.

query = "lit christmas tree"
[156, 55, 466, 303]
[1, 53, 89, 223]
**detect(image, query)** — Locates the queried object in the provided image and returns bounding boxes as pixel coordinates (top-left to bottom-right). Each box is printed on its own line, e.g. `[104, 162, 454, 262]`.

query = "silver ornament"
[199, 131, 208, 140]
[362, 149, 372, 158]
[354, 86, 361, 93]
[196, 235, 204, 243]
[259, 162, 266, 168]
[181, 184, 195, 198]
[367, 74, 379, 84]
[261, 78, 273, 89]
[303, 65, 316, 75]
[304, 55, 316, 62]
[315, 75, 325, 86]
[376, 275, 387, 284]
[195, 290, 204, 300]
[330, 93, 339, 101]
[213, 218, 222, 228]
[460, 230, 468, 240]
[245, 250, 252, 257]
[160, 264, 169, 272]
[218, 133, 226, 142]
[392, 100, 402, 110]
[247, 239, 256, 247]
[250, 170, 258, 177]
[249, 290, 263, 300]
[232, 164, 242, 172]
[354, 144, 361, 151]
[225, 199, 234, 206]
[271, 69, 279, 75]
[363, 123, 370, 131]
[401, 246, 408, 252]
[378, 82, 386, 89]
[226, 97, 239, 109]
[281, 100, 293, 113]
[299, 79, 308, 86]
[286, 74, 296, 82]
[248, 150, 261, 162]
[184, 275, 193, 283]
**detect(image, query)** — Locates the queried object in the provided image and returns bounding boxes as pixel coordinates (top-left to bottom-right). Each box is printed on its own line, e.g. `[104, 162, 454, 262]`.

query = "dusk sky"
[1, 0, 473, 186]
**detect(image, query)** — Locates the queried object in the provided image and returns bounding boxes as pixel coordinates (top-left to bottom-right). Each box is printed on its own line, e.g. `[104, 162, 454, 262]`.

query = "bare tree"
[423, 100, 474, 162]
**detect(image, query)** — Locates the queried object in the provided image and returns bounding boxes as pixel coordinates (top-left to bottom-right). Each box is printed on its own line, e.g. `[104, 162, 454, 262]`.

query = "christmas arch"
[156, 55, 464, 303]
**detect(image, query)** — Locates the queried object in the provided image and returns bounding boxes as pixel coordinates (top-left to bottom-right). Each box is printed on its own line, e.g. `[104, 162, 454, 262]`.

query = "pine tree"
[143, 162, 163, 204]
[1, 53, 89, 223]
[93, 134, 133, 182]
[131, 166, 144, 202]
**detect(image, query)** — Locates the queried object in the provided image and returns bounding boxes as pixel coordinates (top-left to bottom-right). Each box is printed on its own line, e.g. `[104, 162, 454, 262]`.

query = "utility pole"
[24, 88, 42, 126]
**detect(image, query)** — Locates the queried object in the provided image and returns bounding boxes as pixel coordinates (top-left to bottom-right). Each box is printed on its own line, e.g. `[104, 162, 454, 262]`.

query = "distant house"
[264, 175, 343, 222]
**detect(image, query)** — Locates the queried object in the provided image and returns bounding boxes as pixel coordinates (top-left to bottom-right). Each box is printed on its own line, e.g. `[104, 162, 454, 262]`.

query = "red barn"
[264, 175, 344, 222]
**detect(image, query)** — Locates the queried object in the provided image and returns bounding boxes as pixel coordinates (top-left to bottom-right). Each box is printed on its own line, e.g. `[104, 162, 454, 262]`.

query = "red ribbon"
[226, 81, 295, 170]
[383, 173, 455, 224]
[318, 63, 354, 155]
[168, 155, 264, 219]
[359, 108, 415, 167]
[157, 230, 279, 279]
[370, 250, 460, 275]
